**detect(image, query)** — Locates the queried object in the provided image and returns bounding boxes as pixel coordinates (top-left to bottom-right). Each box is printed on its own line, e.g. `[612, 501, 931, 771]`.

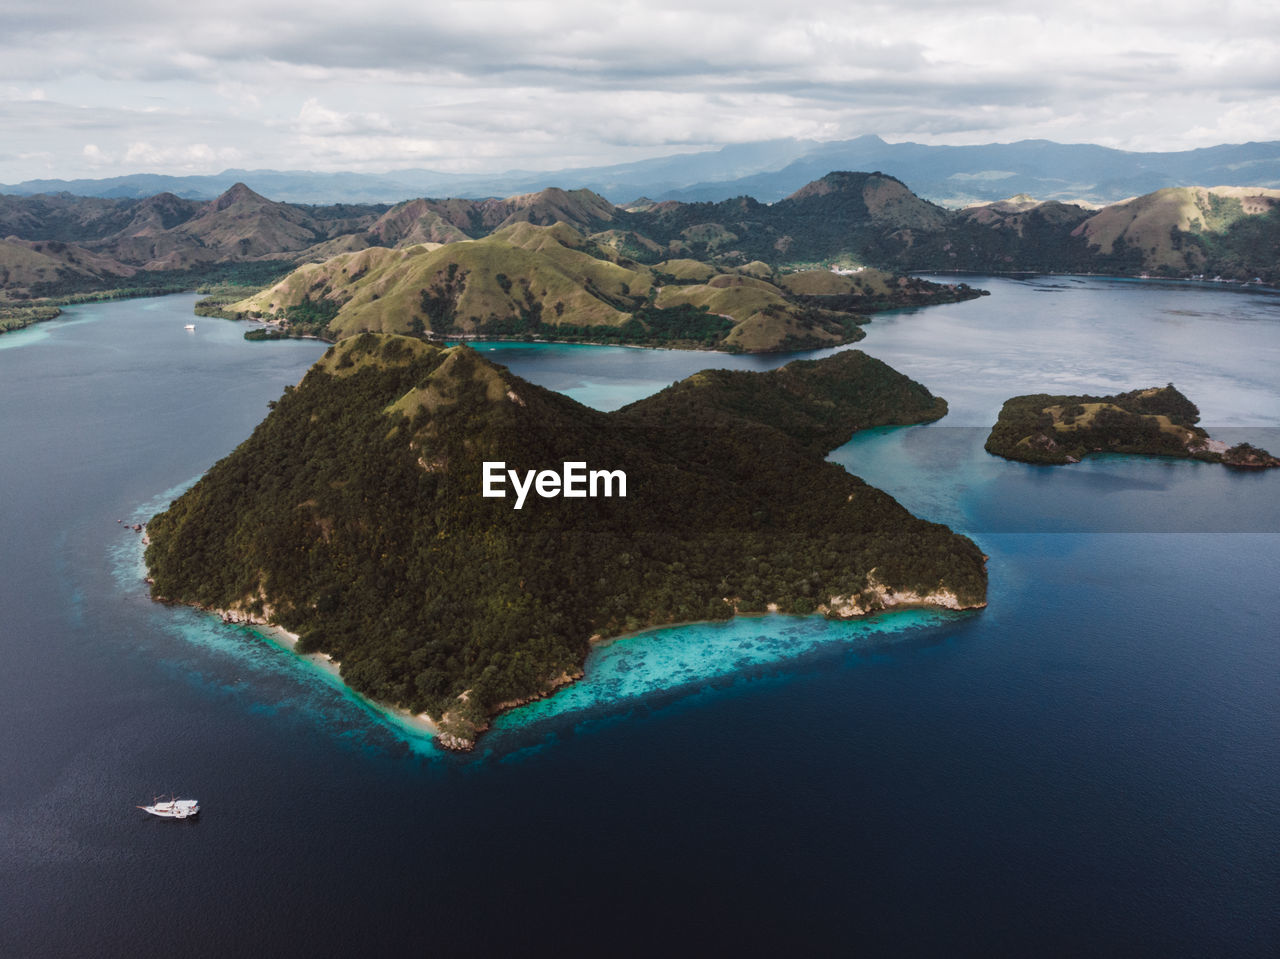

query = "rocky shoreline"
[161, 583, 981, 753]
[429, 577, 984, 751]
[817, 581, 984, 618]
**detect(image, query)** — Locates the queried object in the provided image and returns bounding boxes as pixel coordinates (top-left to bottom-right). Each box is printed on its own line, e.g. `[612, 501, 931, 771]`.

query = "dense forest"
[145, 336, 987, 747]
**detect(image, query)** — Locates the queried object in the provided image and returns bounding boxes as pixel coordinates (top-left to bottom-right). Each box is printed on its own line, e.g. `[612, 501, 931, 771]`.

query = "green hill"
[145, 336, 987, 748]
[625, 349, 948, 454]
[226, 222, 977, 351]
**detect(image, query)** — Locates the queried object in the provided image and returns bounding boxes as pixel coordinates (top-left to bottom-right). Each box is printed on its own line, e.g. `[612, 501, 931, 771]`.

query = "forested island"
[985, 385, 1280, 468]
[145, 336, 987, 749]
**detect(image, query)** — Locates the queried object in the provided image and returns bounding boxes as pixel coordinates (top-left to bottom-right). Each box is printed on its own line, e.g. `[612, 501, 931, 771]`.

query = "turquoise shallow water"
[488, 608, 964, 746]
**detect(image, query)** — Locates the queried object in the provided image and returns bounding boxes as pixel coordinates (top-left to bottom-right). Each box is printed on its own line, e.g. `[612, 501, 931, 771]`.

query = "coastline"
[177, 585, 980, 752]
[207, 607, 442, 740]
[249, 620, 441, 738]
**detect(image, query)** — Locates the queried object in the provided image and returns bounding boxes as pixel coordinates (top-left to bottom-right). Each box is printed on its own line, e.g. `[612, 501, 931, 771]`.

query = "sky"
[2, 0, 1278, 182]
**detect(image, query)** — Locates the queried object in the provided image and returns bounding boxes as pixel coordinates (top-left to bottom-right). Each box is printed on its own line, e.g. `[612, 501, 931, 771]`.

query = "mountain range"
[3, 173, 1278, 318]
[6, 135, 1280, 207]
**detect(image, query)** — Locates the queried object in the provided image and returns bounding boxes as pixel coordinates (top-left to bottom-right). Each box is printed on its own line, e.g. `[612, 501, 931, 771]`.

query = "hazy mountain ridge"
[6, 136, 1280, 206]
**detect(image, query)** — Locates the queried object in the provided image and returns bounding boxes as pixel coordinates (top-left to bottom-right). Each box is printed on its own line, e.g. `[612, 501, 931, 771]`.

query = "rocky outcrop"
[431, 669, 585, 751]
[818, 574, 985, 618]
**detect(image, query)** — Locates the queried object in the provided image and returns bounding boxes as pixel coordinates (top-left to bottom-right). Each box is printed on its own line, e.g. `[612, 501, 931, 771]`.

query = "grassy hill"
[144, 335, 987, 748]
[226, 221, 984, 351]
[1071, 186, 1280, 277]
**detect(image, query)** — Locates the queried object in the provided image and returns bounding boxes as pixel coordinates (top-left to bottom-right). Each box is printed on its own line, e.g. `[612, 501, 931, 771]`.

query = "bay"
[1, 280, 1277, 956]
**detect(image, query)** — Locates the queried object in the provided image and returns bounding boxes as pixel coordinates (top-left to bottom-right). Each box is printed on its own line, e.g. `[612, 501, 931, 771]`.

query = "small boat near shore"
[184, 323, 195, 331]
[138, 797, 199, 819]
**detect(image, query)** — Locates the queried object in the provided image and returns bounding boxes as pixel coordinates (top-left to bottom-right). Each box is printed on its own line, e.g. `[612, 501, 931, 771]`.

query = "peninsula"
[984, 385, 1280, 468]
[144, 336, 987, 749]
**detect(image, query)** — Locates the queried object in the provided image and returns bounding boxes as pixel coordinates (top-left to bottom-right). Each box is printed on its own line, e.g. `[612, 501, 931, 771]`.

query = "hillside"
[985, 385, 1280, 467]
[4, 174, 1279, 313]
[0, 183, 389, 301]
[619, 349, 948, 454]
[102, 183, 380, 270]
[144, 335, 987, 748]
[0, 238, 135, 297]
[614, 172, 950, 266]
[223, 222, 979, 351]
[1069, 186, 1280, 277]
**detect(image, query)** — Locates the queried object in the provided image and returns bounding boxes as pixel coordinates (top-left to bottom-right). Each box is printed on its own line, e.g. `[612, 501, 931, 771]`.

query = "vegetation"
[146, 337, 987, 747]
[5, 178, 1280, 322]
[192, 272, 297, 319]
[624, 350, 948, 454]
[985, 384, 1279, 467]
[0, 304, 61, 333]
[227, 222, 976, 352]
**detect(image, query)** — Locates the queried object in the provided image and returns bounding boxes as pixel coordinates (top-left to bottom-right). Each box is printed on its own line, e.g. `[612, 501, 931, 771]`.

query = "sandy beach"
[245, 621, 440, 737]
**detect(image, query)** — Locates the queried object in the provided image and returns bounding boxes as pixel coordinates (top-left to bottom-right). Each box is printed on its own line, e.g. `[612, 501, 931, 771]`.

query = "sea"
[1, 277, 1277, 956]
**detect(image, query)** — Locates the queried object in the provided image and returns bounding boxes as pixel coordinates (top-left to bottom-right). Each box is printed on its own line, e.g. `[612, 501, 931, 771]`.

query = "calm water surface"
[1, 281, 1277, 956]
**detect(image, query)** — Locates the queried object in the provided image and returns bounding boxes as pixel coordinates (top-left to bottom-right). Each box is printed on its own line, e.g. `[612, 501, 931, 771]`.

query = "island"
[145, 335, 988, 749]
[215, 221, 983, 352]
[984, 384, 1280, 468]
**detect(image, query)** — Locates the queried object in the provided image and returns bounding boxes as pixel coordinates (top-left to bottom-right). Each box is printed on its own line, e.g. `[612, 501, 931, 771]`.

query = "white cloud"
[81, 143, 111, 166]
[122, 141, 243, 170]
[1, 1, 1279, 180]
[292, 98, 393, 137]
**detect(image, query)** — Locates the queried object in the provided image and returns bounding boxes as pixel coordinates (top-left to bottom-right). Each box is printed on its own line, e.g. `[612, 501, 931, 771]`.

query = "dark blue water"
[1, 283, 1278, 956]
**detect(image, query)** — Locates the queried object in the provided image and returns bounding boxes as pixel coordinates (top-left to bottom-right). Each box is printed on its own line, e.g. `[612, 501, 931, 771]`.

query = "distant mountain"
[0, 237, 135, 292]
[656, 137, 1280, 206]
[4, 174, 1278, 305]
[6, 136, 1279, 207]
[0, 191, 202, 242]
[0, 183, 390, 296]
[619, 171, 954, 265]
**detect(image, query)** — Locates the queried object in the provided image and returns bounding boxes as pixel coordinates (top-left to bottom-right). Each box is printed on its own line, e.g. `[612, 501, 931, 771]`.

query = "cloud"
[292, 98, 393, 137]
[81, 143, 111, 166]
[122, 141, 243, 170]
[1, 1, 1279, 181]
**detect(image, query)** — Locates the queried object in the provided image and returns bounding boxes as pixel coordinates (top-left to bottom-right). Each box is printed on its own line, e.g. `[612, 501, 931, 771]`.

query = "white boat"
[138, 797, 199, 819]
[184, 323, 195, 331]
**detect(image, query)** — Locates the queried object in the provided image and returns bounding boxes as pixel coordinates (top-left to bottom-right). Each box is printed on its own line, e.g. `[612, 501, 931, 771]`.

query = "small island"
[145, 336, 987, 749]
[984, 384, 1280, 468]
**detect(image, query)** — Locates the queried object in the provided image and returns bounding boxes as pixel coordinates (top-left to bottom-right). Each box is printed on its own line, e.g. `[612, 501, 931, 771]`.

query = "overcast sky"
[2, 0, 1277, 181]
